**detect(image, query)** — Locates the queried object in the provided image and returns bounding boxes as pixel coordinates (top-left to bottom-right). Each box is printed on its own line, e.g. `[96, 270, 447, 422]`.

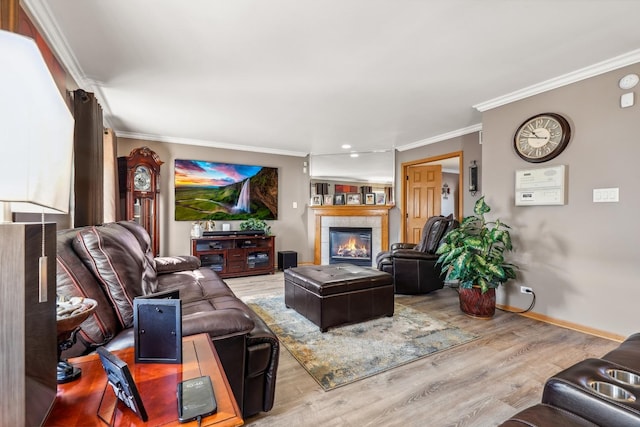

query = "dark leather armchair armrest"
[390, 249, 439, 261]
[182, 308, 255, 339]
[390, 242, 417, 251]
[155, 255, 202, 274]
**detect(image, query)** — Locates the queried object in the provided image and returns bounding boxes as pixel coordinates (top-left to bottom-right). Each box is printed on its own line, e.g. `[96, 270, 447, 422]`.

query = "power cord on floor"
[446, 283, 536, 314]
[497, 290, 536, 314]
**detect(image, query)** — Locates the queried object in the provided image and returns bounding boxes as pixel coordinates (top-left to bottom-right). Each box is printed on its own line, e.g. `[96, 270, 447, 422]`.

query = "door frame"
[401, 151, 464, 242]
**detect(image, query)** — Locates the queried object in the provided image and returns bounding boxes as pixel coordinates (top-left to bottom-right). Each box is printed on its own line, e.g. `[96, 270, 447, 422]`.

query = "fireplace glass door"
[329, 227, 372, 266]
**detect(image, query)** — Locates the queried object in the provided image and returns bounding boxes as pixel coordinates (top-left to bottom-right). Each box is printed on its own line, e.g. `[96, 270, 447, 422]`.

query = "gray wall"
[119, 62, 639, 337]
[441, 172, 459, 218]
[117, 138, 314, 263]
[481, 63, 640, 338]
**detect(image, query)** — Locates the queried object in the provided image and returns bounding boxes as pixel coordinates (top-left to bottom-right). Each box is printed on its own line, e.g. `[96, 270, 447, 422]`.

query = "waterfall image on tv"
[174, 159, 278, 221]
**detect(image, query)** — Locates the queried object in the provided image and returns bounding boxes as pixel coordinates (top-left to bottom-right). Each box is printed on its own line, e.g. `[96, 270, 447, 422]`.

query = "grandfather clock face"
[133, 165, 152, 191]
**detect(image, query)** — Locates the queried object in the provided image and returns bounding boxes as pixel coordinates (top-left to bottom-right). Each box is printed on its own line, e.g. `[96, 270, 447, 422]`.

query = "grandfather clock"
[124, 147, 163, 255]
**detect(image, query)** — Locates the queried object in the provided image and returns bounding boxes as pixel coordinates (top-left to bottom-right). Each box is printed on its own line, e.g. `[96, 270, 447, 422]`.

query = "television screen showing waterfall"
[174, 159, 278, 221]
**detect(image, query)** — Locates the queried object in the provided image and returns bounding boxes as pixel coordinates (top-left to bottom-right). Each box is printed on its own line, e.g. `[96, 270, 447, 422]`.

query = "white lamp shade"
[0, 30, 74, 214]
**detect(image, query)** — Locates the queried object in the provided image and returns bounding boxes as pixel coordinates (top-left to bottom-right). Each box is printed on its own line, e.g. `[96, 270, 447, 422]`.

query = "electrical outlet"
[520, 286, 533, 294]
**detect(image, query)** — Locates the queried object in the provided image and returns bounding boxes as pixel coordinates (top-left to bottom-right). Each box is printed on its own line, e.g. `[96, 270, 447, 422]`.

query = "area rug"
[244, 295, 478, 390]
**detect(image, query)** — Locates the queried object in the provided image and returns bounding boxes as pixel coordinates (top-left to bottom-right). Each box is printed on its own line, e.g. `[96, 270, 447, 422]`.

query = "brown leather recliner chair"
[376, 215, 458, 294]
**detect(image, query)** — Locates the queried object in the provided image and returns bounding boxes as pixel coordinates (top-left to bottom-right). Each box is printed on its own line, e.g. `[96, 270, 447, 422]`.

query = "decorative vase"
[190, 222, 203, 238]
[458, 286, 496, 319]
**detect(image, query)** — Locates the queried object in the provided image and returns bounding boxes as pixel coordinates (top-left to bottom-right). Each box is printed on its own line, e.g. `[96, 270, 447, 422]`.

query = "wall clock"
[513, 113, 571, 163]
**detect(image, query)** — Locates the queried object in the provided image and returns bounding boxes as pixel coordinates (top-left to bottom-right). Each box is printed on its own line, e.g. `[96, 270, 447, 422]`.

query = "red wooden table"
[44, 334, 243, 427]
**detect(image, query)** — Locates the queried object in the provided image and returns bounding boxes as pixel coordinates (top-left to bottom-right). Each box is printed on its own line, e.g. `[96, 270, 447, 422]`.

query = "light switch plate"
[593, 188, 619, 203]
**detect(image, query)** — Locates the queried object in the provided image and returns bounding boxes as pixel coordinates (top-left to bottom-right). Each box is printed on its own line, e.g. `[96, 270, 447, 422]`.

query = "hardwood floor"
[226, 272, 619, 427]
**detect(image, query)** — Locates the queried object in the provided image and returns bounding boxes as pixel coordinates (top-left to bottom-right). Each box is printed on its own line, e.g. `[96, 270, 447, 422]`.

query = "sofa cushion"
[72, 223, 158, 328]
[57, 228, 122, 352]
[116, 220, 159, 277]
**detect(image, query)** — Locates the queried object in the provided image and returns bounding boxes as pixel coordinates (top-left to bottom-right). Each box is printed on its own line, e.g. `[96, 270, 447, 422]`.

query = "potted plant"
[436, 196, 517, 318]
[239, 217, 271, 235]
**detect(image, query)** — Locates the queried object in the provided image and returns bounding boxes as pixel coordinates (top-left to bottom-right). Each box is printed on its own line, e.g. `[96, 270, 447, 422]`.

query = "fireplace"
[312, 205, 390, 265]
[329, 227, 372, 266]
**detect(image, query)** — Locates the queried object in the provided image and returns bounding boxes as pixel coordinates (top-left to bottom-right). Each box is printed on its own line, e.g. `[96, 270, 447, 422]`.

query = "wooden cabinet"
[191, 234, 275, 278]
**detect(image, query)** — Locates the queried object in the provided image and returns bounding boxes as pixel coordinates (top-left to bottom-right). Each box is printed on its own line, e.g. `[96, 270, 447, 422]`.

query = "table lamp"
[0, 29, 74, 220]
[0, 29, 74, 427]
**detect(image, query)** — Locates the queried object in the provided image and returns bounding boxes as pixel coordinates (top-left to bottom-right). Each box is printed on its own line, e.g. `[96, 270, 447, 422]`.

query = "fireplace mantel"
[312, 205, 392, 265]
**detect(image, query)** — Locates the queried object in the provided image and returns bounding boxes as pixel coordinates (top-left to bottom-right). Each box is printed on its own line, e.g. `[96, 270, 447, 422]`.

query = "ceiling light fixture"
[350, 153, 359, 158]
[341, 144, 351, 150]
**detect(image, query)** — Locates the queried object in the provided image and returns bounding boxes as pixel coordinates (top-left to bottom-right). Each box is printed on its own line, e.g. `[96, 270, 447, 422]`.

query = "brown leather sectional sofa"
[500, 333, 640, 426]
[56, 220, 279, 418]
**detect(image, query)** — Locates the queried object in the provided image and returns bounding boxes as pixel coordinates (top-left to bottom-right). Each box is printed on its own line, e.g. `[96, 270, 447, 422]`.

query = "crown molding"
[396, 124, 482, 152]
[22, 1, 85, 88]
[474, 49, 640, 112]
[22, 1, 114, 127]
[115, 131, 308, 157]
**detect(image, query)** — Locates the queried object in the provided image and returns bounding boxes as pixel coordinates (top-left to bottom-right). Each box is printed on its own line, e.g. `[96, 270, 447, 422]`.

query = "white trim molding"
[116, 131, 308, 157]
[396, 124, 482, 152]
[474, 49, 640, 112]
[22, 1, 114, 127]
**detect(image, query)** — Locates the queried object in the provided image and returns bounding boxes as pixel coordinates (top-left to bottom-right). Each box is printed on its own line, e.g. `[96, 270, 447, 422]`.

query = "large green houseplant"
[436, 196, 517, 318]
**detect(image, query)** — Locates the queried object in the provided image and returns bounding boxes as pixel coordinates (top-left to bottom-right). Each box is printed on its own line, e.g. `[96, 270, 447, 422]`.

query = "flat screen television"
[174, 159, 278, 221]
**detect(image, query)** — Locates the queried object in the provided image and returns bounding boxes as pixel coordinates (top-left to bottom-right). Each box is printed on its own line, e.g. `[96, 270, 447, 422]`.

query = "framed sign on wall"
[515, 165, 567, 206]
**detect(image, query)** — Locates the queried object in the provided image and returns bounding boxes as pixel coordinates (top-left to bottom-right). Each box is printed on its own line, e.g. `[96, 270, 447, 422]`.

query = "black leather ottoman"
[284, 264, 394, 332]
[542, 358, 640, 427]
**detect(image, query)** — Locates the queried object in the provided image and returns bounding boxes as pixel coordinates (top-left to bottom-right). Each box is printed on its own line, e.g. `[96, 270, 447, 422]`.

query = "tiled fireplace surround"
[312, 206, 391, 266]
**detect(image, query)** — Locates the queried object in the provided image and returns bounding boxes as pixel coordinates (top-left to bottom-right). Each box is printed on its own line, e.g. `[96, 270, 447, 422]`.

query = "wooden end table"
[44, 333, 243, 426]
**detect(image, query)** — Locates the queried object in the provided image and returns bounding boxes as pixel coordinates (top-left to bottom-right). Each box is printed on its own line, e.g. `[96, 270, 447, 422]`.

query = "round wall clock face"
[514, 113, 571, 163]
[134, 165, 152, 191]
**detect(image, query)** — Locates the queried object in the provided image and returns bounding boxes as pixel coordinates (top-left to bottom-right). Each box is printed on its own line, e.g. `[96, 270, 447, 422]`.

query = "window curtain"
[103, 128, 118, 223]
[72, 89, 103, 227]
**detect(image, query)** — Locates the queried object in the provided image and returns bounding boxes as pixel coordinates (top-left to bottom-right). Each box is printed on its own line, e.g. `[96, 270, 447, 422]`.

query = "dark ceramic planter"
[458, 286, 496, 319]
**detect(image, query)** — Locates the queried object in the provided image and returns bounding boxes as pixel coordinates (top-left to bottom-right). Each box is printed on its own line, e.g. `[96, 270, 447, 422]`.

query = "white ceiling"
[25, 1, 640, 157]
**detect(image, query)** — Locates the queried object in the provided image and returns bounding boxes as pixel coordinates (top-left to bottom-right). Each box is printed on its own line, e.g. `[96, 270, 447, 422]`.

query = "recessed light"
[341, 144, 351, 149]
[350, 153, 359, 158]
[619, 73, 639, 90]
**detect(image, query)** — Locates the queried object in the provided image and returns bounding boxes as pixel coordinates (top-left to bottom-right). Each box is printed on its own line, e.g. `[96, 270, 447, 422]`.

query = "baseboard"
[497, 304, 626, 342]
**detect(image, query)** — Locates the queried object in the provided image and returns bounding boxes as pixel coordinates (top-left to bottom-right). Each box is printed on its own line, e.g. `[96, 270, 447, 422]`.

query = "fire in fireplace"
[329, 227, 372, 266]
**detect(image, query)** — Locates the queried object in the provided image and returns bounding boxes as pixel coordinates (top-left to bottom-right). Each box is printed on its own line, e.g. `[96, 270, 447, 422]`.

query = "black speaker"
[278, 251, 298, 270]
